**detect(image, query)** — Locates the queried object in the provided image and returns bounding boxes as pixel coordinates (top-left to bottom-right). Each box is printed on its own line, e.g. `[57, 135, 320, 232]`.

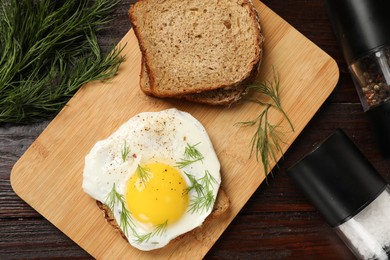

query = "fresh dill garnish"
[152, 220, 168, 237]
[136, 164, 152, 186]
[184, 142, 203, 159]
[235, 69, 294, 179]
[198, 170, 217, 190]
[185, 171, 218, 214]
[121, 141, 131, 162]
[176, 143, 204, 168]
[247, 70, 294, 131]
[0, 0, 125, 123]
[105, 184, 169, 243]
[134, 232, 153, 244]
[184, 172, 204, 195]
[133, 220, 168, 244]
[105, 184, 134, 237]
[188, 190, 215, 214]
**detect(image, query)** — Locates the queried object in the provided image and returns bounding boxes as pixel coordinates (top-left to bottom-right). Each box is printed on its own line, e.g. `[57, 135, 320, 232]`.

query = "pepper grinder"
[325, 0, 390, 157]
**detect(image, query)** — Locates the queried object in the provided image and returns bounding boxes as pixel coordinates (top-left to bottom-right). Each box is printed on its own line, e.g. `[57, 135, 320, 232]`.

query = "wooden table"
[1, 0, 388, 259]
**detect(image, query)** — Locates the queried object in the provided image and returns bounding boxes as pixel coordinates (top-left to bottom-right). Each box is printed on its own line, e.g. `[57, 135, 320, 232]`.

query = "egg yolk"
[125, 163, 189, 226]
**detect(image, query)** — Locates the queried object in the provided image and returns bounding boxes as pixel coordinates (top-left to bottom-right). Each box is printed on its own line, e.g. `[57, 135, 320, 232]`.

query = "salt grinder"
[325, 0, 390, 157]
[288, 129, 390, 260]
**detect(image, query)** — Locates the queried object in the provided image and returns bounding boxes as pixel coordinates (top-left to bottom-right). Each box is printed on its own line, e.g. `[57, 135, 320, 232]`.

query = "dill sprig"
[105, 184, 134, 237]
[186, 171, 218, 214]
[236, 69, 294, 178]
[198, 170, 217, 190]
[176, 143, 204, 168]
[184, 172, 204, 195]
[133, 220, 168, 244]
[189, 190, 215, 214]
[106, 184, 168, 243]
[0, 0, 125, 123]
[121, 141, 131, 162]
[153, 220, 168, 237]
[247, 70, 294, 131]
[134, 232, 153, 244]
[136, 164, 152, 186]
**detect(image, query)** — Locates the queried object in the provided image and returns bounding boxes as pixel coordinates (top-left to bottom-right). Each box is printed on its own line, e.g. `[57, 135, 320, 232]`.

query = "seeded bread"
[96, 187, 230, 243]
[130, 0, 263, 103]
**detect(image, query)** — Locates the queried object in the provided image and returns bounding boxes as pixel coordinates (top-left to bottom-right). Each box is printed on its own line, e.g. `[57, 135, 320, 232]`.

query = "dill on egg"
[184, 172, 204, 196]
[105, 184, 134, 237]
[189, 190, 215, 214]
[176, 143, 204, 168]
[136, 164, 152, 185]
[105, 184, 168, 244]
[121, 141, 131, 162]
[198, 170, 217, 190]
[133, 220, 168, 244]
[152, 220, 168, 237]
[185, 170, 218, 214]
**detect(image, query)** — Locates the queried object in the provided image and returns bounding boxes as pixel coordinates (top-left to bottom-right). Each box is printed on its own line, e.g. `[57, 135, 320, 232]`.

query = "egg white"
[82, 108, 221, 251]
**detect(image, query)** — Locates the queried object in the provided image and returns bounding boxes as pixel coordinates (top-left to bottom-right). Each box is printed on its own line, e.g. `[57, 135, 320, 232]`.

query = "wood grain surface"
[1, 0, 388, 259]
[9, 1, 338, 258]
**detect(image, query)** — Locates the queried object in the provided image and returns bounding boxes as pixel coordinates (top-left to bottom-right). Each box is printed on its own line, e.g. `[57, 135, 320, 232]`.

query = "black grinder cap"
[288, 129, 387, 227]
[326, 0, 390, 158]
[325, 0, 390, 64]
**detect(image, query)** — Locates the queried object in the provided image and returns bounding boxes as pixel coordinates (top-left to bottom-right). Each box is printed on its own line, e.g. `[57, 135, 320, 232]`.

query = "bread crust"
[139, 59, 254, 105]
[96, 187, 230, 245]
[129, 0, 264, 102]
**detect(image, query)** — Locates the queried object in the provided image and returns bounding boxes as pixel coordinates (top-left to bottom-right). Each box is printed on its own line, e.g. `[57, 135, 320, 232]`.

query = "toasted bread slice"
[96, 187, 230, 243]
[130, 0, 263, 98]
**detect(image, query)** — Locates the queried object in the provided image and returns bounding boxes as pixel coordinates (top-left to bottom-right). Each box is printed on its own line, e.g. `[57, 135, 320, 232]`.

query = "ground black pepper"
[351, 47, 390, 109]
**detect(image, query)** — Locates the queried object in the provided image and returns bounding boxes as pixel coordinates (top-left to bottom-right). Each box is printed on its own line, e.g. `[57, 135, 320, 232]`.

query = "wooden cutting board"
[11, 1, 339, 259]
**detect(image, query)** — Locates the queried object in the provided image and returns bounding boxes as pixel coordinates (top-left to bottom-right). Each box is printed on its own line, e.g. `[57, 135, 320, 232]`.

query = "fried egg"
[82, 108, 221, 251]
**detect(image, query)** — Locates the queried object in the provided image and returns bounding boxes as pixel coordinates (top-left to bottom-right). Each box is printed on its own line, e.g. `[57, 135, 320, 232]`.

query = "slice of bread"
[140, 58, 259, 105]
[96, 187, 230, 243]
[130, 0, 263, 101]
